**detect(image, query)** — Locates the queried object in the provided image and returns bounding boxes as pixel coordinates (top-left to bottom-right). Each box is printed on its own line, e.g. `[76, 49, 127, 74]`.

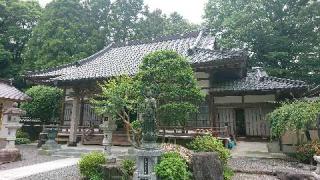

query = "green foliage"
[135, 9, 198, 40]
[16, 129, 30, 139]
[92, 76, 138, 123]
[78, 152, 106, 180]
[21, 85, 63, 123]
[15, 138, 31, 145]
[155, 152, 191, 180]
[188, 135, 231, 165]
[137, 50, 205, 126]
[268, 101, 320, 138]
[21, 0, 196, 72]
[290, 140, 320, 164]
[0, 0, 42, 78]
[23, 0, 106, 70]
[188, 135, 233, 180]
[204, 0, 320, 84]
[130, 120, 142, 147]
[223, 166, 235, 180]
[121, 159, 135, 180]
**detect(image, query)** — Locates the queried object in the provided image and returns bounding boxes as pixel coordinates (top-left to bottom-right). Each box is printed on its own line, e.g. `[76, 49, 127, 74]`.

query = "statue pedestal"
[133, 149, 162, 180]
[39, 128, 60, 155]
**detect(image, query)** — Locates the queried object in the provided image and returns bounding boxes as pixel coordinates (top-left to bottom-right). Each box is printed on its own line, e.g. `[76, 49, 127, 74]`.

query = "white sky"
[37, 0, 207, 24]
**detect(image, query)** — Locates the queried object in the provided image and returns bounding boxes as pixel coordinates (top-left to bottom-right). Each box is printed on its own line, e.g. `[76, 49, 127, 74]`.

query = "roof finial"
[187, 30, 204, 56]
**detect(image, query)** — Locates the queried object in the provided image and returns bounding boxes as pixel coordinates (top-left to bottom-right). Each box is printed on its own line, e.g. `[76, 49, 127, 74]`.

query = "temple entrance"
[235, 109, 246, 137]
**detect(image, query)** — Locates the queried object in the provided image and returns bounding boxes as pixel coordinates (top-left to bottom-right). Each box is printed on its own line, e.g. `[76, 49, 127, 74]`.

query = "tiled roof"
[0, 81, 31, 102]
[27, 31, 246, 82]
[211, 70, 308, 93]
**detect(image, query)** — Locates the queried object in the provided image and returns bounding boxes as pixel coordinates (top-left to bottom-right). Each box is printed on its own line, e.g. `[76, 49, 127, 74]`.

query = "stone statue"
[141, 89, 157, 148]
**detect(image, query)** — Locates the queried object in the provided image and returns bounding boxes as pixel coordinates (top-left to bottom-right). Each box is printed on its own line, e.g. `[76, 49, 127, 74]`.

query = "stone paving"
[0, 158, 79, 180]
[0, 144, 62, 170]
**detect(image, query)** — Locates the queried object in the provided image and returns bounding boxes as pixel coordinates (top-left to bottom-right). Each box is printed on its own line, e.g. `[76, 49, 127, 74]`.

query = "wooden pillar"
[68, 90, 81, 146]
[79, 98, 85, 126]
[59, 87, 66, 125]
[208, 93, 216, 127]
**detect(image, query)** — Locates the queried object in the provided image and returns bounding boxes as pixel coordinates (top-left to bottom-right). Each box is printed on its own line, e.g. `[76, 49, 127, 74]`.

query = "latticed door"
[244, 107, 272, 137]
[215, 108, 236, 135]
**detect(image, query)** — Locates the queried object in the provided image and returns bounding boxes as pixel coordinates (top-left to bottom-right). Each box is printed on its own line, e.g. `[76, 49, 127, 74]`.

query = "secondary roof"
[0, 80, 31, 102]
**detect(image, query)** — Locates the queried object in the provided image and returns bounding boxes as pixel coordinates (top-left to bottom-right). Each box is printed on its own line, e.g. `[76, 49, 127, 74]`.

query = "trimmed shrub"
[78, 152, 106, 180]
[121, 159, 135, 180]
[188, 135, 230, 165]
[291, 140, 320, 164]
[15, 138, 31, 145]
[155, 152, 191, 180]
[16, 129, 30, 139]
[188, 135, 232, 180]
[21, 85, 63, 124]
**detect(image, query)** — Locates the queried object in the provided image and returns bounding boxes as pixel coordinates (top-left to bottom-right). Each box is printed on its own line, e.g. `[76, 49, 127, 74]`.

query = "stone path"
[231, 141, 286, 159]
[0, 158, 80, 180]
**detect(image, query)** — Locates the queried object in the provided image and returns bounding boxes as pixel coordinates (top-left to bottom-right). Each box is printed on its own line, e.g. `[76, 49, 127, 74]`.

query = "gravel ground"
[22, 165, 81, 180]
[1, 144, 317, 180]
[229, 157, 315, 174]
[0, 144, 63, 170]
[229, 157, 316, 180]
[233, 173, 278, 180]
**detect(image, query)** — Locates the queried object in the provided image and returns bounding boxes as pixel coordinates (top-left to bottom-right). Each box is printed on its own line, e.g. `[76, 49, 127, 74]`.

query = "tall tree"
[23, 0, 106, 70]
[0, 0, 41, 78]
[109, 0, 144, 42]
[205, 0, 320, 83]
[135, 7, 198, 40]
[137, 51, 205, 126]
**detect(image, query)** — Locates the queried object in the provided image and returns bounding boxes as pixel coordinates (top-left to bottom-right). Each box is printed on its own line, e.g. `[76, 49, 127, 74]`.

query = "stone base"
[101, 162, 124, 180]
[133, 149, 162, 180]
[39, 140, 61, 155]
[67, 141, 77, 147]
[0, 148, 21, 164]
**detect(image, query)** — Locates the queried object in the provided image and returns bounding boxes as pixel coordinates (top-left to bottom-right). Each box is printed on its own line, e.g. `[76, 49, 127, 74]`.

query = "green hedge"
[78, 152, 106, 180]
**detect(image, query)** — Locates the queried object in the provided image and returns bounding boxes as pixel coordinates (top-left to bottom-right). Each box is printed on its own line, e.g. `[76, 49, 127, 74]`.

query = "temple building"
[26, 31, 308, 145]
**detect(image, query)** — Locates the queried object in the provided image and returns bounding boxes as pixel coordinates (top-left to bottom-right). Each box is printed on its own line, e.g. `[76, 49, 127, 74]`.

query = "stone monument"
[99, 116, 117, 162]
[133, 90, 162, 180]
[0, 103, 24, 164]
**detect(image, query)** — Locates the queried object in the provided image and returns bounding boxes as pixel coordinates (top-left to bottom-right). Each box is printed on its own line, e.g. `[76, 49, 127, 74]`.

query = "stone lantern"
[3, 103, 24, 149]
[0, 103, 24, 164]
[99, 116, 117, 161]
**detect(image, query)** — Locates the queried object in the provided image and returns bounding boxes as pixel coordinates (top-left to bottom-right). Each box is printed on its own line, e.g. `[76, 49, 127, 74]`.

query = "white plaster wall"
[201, 89, 209, 95]
[195, 72, 210, 79]
[197, 80, 210, 88]
[244, 95, 275, 103]
[0, 100, 13, 139]
[214, 96, 242, 104]
[65, 88, 74, 101]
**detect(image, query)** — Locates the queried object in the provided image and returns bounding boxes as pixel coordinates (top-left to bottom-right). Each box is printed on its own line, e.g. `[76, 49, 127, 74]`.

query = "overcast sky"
[37, 0, 207, 24]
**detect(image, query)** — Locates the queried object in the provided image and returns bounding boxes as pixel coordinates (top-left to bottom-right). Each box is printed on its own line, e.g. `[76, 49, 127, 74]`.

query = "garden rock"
[191, 152, 223, 180]
[0, 148, 21, 164]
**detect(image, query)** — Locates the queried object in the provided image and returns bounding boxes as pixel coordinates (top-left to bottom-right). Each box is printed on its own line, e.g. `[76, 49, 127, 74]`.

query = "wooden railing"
[158, 126, 229, 144]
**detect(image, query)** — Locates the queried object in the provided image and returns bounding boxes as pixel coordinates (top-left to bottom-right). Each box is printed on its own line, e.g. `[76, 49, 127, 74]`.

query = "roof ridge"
[27, 43, 114, 77]
[112, 30, 206, 48]
[262, 76, 306, 85]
